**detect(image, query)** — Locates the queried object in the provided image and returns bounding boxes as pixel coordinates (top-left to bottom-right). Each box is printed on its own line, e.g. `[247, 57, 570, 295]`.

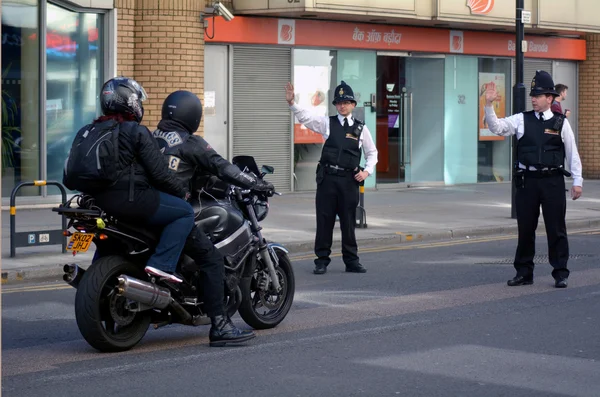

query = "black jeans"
[314, 169, 360, 267]
[183, 225, 225, 317]
[514, 172, 569, 280]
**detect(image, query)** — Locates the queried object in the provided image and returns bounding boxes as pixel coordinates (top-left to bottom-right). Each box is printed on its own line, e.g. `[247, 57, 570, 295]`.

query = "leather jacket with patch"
[153, 120, 259, 195]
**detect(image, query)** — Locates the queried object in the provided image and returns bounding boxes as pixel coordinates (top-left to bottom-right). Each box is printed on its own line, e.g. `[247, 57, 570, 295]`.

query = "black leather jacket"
[153, 120, 259, 195]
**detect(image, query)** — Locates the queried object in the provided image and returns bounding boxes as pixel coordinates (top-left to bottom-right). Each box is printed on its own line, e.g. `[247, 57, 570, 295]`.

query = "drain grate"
[475, 254, 594, 265]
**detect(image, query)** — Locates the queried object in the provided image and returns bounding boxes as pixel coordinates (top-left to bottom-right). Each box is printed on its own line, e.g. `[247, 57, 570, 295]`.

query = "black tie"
[343, 117, 349, 131]
[539, 112, 545, 121]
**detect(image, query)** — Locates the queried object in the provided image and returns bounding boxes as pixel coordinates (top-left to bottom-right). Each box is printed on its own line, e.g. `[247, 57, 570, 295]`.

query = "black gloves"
[253, 179, 274, 192]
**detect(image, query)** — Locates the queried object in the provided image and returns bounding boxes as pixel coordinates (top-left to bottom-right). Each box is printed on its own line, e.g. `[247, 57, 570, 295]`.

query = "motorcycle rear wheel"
[75, 255, 151, 352]
[238, 249, 295, 329]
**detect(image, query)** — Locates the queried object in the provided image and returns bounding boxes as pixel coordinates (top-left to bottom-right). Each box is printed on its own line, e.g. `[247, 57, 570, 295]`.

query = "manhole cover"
[475, 254, 594, 265]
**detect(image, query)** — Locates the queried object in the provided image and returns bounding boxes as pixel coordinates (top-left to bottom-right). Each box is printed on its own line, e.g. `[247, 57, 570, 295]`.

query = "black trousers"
[315, 169, 360, 267]
[183, 226, 225, 317]
[514, 172, 569, 280]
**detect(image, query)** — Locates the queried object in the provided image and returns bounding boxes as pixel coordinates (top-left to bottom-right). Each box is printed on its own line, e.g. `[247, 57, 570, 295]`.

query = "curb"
[2, 219, 600, 285]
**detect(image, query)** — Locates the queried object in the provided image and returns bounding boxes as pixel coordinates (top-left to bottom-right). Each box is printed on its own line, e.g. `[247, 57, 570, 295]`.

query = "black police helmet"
[100, 77, 147, 122]
[529, 70, 558, 97]
[332, 81, 357, 105]
[161, 90, 203, 133]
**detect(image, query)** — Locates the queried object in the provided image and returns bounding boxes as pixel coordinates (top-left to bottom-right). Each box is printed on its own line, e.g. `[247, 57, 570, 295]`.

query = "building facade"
[2, 0, 600, 201]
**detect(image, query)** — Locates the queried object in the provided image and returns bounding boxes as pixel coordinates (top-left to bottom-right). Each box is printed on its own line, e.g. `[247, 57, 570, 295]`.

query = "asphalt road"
[3, 233, 600, 397]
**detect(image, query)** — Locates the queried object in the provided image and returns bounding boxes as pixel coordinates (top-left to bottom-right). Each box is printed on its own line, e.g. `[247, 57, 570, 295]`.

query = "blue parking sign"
[28, 234, 36, 244]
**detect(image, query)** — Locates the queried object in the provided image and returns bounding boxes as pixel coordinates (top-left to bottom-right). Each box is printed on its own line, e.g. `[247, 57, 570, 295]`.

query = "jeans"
[146, 192, 195, 273]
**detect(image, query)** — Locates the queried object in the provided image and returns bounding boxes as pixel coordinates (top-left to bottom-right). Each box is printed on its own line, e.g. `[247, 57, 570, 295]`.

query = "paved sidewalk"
[2, 181, 600, 284]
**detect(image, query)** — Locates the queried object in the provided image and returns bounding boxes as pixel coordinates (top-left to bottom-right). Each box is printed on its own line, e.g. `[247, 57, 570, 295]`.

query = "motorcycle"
[53, 155, 295, 352]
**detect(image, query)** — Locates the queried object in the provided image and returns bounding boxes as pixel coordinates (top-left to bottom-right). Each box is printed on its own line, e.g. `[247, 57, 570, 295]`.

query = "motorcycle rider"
[64, 77, 194, 277]
[154, 90, 274, 347]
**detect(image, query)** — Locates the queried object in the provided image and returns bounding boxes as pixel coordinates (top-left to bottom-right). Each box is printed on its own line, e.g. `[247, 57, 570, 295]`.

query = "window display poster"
[293, 65, 328, 144]
[478, 72, 506, 141]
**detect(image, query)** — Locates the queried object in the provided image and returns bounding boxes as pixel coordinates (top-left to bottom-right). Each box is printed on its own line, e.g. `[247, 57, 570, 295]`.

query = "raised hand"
[285, 82, 295, 105]
[485, 82, 499, 106]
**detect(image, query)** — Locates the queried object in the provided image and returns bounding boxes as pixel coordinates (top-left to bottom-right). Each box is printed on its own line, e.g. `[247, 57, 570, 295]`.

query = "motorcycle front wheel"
[74, 255, 151, 352]
[238, 249, 295, 329]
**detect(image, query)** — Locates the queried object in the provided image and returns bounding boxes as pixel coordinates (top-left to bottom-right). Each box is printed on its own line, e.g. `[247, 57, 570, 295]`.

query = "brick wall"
[115, 0, 206, 134]
[579, 34, 600, 179]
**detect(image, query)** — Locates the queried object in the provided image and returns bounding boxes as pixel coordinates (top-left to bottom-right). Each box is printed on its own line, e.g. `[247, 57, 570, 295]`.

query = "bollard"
[10, 180, 68, 257]
[356, 181, 367, 229]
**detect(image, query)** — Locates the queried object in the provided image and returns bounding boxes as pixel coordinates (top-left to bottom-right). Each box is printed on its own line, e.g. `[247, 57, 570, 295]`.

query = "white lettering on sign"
[353, 27, 401, 46]
[352, 27, 365, 42]
[384, 30, 402, 46]
[508, 40, 548, 53]
[528, 41, 549, 53]
[367, 30, 382, 43]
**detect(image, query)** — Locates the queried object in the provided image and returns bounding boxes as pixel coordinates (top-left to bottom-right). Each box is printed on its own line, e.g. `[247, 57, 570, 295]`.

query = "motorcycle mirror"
[261, 165, 274, 175]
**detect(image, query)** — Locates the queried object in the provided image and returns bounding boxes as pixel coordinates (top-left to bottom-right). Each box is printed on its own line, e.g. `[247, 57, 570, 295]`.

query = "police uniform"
[484, 71, 583, 288]
[290, 81, 378, 274]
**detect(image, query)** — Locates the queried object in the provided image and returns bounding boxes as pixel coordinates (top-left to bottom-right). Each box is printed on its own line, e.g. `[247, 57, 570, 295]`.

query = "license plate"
[67, 232, 95, 252]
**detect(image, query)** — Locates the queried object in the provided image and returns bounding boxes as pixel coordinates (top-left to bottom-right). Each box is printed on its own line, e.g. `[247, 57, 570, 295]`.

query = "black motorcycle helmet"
[161, 90, 203, 133]
[100, 77, 147, 122]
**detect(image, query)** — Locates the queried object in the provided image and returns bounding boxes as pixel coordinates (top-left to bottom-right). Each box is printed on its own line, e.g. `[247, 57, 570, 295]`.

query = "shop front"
[206, 16, 585, 192]
[1, 0, 113, 200]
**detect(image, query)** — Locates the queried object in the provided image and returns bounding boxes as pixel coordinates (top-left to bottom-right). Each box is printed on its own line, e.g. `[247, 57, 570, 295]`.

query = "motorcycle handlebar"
[232, 186, 280, 198]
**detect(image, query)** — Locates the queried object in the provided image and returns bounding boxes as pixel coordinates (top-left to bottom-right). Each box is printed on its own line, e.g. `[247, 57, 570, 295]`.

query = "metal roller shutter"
[232, 46, 292, 191]
[513, 59, 553, 111]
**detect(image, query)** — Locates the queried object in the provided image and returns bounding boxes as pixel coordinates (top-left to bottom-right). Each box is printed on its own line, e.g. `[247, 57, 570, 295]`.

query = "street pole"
[511, 0, 526, 219]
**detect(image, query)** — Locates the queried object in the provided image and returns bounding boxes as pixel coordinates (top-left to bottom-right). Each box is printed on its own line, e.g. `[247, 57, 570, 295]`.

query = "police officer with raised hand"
[484, 70, 583, 289]
[286, 81, 378, 275]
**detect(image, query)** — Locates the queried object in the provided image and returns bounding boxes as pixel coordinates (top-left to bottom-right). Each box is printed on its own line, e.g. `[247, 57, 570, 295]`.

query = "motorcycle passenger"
[154, 90, 274, 346]
[65, 77, 195, 275]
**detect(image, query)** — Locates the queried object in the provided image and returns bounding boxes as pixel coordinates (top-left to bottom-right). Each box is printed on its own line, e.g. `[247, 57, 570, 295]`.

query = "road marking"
[5, 268, 600, 379]
[1, 285, 72, 294]
[2, 319, 432, 385]
[3, 229, 598, 295]
[358, 345, 600, 397]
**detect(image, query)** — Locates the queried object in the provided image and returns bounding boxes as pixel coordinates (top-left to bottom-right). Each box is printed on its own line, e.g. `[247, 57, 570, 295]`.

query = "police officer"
[286, 81, 378, 275]
[484, 70, 583, 288]
[154, 90, 274, 346]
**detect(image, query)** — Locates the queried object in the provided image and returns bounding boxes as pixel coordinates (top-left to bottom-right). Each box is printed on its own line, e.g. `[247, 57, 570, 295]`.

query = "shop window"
[2, 0, 41, 197]
[477, 58, 512, 183]
[292, 49, 337, 191]
[46, 3, 104, 186]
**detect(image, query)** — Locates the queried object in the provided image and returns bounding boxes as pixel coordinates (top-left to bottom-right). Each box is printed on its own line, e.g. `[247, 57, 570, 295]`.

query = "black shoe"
[555, 278, 568, 288]
[209, 315, 256, 347]
[507, 275, 533, 286]
[345, 263, 367, 273]
[313, 263, 327, 274]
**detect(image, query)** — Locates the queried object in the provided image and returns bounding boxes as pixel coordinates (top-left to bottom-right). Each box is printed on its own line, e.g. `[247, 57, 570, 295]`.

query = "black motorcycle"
[53, 156, 295, 352]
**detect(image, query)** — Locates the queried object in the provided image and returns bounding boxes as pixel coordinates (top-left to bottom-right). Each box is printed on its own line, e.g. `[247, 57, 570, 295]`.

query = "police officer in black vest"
[286, 81, 378, 275]
[484, 70, 583, 288]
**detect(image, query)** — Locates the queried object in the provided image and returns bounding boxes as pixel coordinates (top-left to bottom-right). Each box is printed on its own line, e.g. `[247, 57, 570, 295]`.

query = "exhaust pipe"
[117, 275, 172, 309]
[63, 264, 86, 289]
[117, 275, 193, 324]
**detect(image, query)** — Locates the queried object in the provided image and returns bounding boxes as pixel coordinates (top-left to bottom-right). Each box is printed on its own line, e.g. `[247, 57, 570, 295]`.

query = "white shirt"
[290, 104, 379, 175]
[484, 105, 583, 187]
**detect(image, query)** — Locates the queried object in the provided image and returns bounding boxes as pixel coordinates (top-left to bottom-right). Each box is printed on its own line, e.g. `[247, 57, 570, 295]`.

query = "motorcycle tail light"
[99, 234, 108, 240]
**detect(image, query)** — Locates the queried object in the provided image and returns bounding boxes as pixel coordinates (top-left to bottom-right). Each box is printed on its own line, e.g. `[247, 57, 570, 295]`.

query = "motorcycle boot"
[209, 314, 256, 347]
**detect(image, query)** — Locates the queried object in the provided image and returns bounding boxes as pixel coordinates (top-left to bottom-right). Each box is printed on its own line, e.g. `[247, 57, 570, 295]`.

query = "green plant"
[2, 64, 20, 169]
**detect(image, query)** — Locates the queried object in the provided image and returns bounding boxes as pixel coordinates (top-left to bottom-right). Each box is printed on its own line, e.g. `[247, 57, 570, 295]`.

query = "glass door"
[375, 55, 410, 184]
[376, 55, 445, 185]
